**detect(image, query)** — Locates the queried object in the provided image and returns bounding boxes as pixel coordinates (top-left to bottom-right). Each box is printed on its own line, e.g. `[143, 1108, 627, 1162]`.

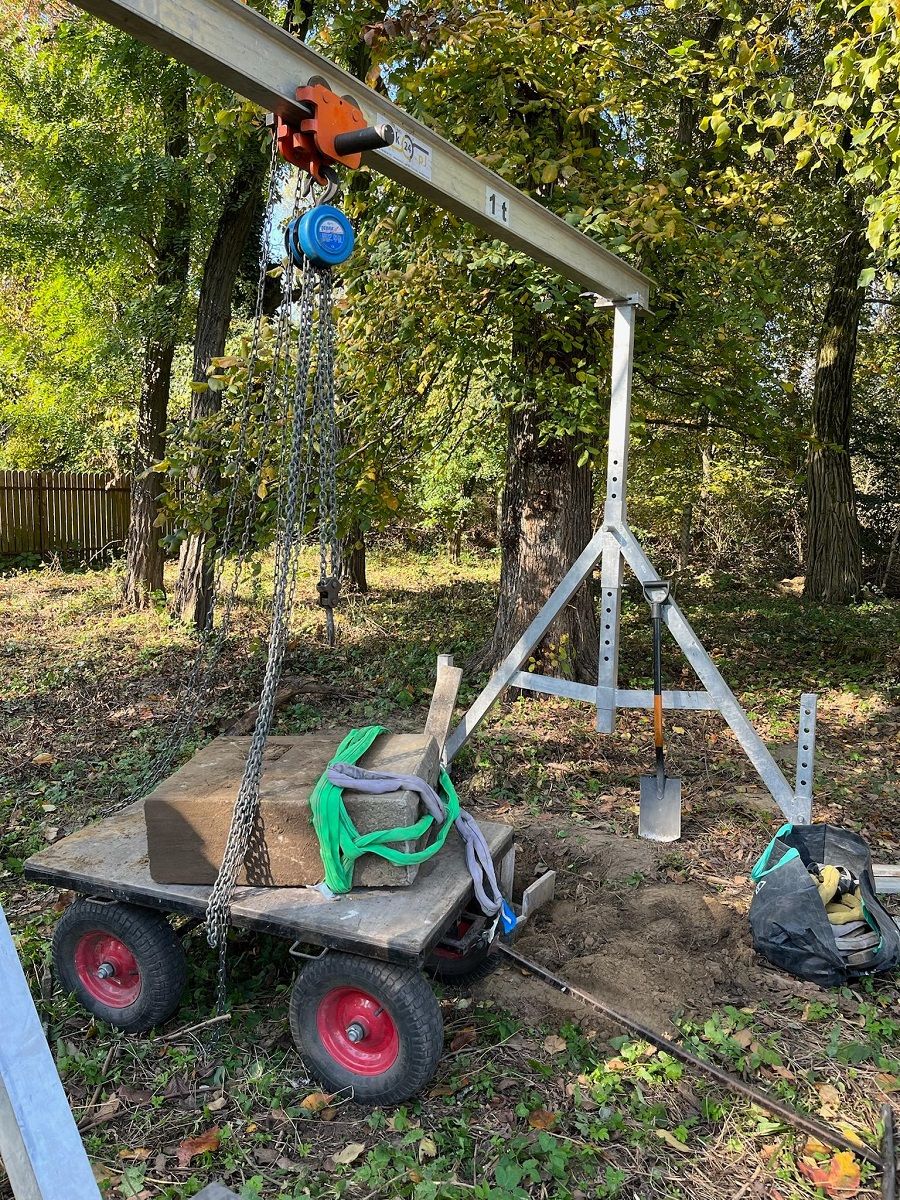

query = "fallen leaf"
[450, 1027, 477, 1052]
[83, 1094, 121, 1127]
[543, 1035, 567, 1055]
[769, 1064, 797, 1082]
[605, 1057, 629, 1072]
[655, 1129, 691, 1153]
[419, 1135, 437, 1161]
[299, 1091, 333, 1113]
[117, 1084, 152, 1105]
[816, 1082, 841, 1117]
[176, 1126, 220, 1168]
[876, 1072, 900, 1094]
[276, 1156, 303, 1171]
[206, 1095, 228, 1112]
[798, 1151, 861, 1198]
[835, 1124, 865, 1148]
[118, 1149, 150, 1162]
[332, 1142, 366, 1165]
[805, 1136, 831, 1155]
[32, 752, 54, 766]
[732, 1028, 754, 1049]
[528, 1108, 558, 1130]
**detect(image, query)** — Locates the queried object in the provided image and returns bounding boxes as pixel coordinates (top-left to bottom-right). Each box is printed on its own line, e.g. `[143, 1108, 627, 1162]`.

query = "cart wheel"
[425, 918, 495, 983]
[289, 952, 443, 1104]
[53, 899, 187, 1032]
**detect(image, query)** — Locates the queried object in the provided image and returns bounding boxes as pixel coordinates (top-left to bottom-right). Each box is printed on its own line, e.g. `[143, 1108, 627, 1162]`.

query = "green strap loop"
[309, 725, 461, 893]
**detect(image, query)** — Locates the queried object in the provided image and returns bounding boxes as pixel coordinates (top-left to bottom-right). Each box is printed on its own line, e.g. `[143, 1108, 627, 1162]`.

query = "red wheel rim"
[73, 931, 142, 1007]
[316, 986, 399, 1075]
[433, 919, 472, 961]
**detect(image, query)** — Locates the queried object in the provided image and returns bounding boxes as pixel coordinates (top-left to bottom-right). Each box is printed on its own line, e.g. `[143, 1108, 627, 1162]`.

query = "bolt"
[97, 962, 115, 979]
[346, 1021, 366, 1043]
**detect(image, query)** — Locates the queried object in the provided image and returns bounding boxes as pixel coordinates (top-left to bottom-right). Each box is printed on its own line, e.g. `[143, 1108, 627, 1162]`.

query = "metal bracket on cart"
[499, 844, 556, 937]
[289, 941, 329, 962]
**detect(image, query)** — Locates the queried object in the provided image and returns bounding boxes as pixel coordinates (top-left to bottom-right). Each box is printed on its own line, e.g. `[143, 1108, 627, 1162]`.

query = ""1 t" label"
[485, 187, 511, 227]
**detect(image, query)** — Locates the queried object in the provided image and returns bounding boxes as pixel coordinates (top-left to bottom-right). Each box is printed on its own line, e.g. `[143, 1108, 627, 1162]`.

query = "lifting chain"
[314, 266, 340, 647]
[120, 140, 292, 809]
[206, 252, 342, 1014]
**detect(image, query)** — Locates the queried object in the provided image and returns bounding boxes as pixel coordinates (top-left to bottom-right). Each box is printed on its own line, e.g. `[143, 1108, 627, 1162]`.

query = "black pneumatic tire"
[53, 899, 187, 1032]
[289, 952, 443, 1104]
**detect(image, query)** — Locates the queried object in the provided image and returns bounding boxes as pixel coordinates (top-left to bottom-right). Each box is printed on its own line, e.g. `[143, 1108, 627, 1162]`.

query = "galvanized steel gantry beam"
[68, 0, 652, 306]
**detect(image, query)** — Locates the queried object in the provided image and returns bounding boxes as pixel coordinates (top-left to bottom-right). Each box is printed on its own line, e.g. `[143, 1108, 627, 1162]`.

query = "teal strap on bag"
[750, 825, 799, 882]
[309, 725, 461, 893]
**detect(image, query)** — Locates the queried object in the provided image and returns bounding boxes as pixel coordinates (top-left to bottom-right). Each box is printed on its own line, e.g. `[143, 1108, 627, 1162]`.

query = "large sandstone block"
[144, 730, 439, 888]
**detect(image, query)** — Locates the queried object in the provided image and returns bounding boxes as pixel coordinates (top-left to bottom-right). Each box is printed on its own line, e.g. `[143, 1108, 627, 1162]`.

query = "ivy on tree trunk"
[174, 143, 268, 628]
[803, 210, 866, 604]
[123, 75, 190, 609]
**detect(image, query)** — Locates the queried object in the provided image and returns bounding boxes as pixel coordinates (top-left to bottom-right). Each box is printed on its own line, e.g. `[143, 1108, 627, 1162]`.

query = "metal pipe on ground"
[498, 945, 892, 1181]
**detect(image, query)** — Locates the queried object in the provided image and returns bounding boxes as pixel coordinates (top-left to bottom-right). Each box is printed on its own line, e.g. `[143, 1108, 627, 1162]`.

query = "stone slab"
[144, 730, 439, 888]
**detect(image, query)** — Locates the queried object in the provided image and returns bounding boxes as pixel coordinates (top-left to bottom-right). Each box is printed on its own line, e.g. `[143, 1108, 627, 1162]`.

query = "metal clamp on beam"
[273, 81, 394, 185]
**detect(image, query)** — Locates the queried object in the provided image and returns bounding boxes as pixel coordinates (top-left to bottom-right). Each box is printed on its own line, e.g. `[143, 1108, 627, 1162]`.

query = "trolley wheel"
[289, 952, 443, 1104]
[425, 918, 495, 983]
[53, 899, 187, 1032]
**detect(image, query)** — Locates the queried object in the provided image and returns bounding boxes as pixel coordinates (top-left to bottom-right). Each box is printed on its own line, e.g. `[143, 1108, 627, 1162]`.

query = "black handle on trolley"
[333, 123, 396, 156]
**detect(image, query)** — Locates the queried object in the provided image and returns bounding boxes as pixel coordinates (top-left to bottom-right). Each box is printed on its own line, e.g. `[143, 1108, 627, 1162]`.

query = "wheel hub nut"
[96, 962, 115, 979]
[346, 1021, 366, 1043]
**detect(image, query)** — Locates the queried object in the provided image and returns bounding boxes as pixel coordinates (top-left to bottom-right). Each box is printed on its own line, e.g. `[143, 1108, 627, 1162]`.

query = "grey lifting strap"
[326, 762, 505, 916]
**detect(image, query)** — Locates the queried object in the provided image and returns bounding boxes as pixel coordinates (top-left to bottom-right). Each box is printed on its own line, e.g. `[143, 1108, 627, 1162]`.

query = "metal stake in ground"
[639, 579, 681, 841]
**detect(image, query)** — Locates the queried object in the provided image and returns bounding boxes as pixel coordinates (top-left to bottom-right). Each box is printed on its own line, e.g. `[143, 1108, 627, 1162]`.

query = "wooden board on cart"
[24, 803, 513, 963]
[143, 730, 440, 888]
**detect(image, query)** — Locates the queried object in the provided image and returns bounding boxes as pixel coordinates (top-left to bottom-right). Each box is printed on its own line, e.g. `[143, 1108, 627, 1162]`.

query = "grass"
[1, 550, 899, 1199]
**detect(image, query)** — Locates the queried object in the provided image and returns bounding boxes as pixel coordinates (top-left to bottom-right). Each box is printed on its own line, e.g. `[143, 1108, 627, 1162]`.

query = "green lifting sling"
[309, 725, 461, 893]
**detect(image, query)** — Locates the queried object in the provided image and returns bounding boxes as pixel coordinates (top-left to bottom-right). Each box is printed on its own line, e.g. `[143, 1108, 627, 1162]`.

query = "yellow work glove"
[826, 888, 863, 925]
[816, 864, 841, 907]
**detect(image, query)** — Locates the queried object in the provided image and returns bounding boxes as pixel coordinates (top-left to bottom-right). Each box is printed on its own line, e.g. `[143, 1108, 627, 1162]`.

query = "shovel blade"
[639, 774, 682, 842]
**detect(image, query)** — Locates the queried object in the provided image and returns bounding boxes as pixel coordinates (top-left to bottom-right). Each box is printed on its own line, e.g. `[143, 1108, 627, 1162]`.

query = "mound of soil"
[479, 821, 766, 1032]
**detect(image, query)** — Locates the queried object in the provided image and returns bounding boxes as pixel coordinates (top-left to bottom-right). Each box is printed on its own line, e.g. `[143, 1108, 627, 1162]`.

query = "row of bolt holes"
[602, 459, 620, 663]
[800, 708, 812, 789]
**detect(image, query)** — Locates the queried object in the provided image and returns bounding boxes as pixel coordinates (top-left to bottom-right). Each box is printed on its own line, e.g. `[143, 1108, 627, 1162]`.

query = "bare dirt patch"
[480, 819, 765, 1031]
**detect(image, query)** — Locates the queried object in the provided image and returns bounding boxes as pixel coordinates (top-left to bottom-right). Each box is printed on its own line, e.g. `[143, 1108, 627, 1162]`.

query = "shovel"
[639, 580, 682, 842]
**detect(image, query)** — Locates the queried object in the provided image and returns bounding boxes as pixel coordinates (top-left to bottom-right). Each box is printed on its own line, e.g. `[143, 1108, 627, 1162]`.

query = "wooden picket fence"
[0, 470, 131, 559]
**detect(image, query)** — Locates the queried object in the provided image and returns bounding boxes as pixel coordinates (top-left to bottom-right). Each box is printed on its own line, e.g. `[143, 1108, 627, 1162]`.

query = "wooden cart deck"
[23, 802, 513, 964]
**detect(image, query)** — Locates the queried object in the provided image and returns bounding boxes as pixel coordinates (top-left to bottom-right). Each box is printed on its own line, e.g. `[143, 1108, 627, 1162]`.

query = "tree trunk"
[123, 78, 190, 609]
[174, 143, 268, 627]
[448, 527, 462, 564]
[479, 403, 597, 680]
[803, 214, 866, 603]
[341, 523, 368, 593]
[676, 502, 692, 574]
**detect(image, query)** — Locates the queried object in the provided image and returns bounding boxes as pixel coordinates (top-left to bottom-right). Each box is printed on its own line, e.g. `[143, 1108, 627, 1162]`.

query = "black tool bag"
[749, 823, 900, 987]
